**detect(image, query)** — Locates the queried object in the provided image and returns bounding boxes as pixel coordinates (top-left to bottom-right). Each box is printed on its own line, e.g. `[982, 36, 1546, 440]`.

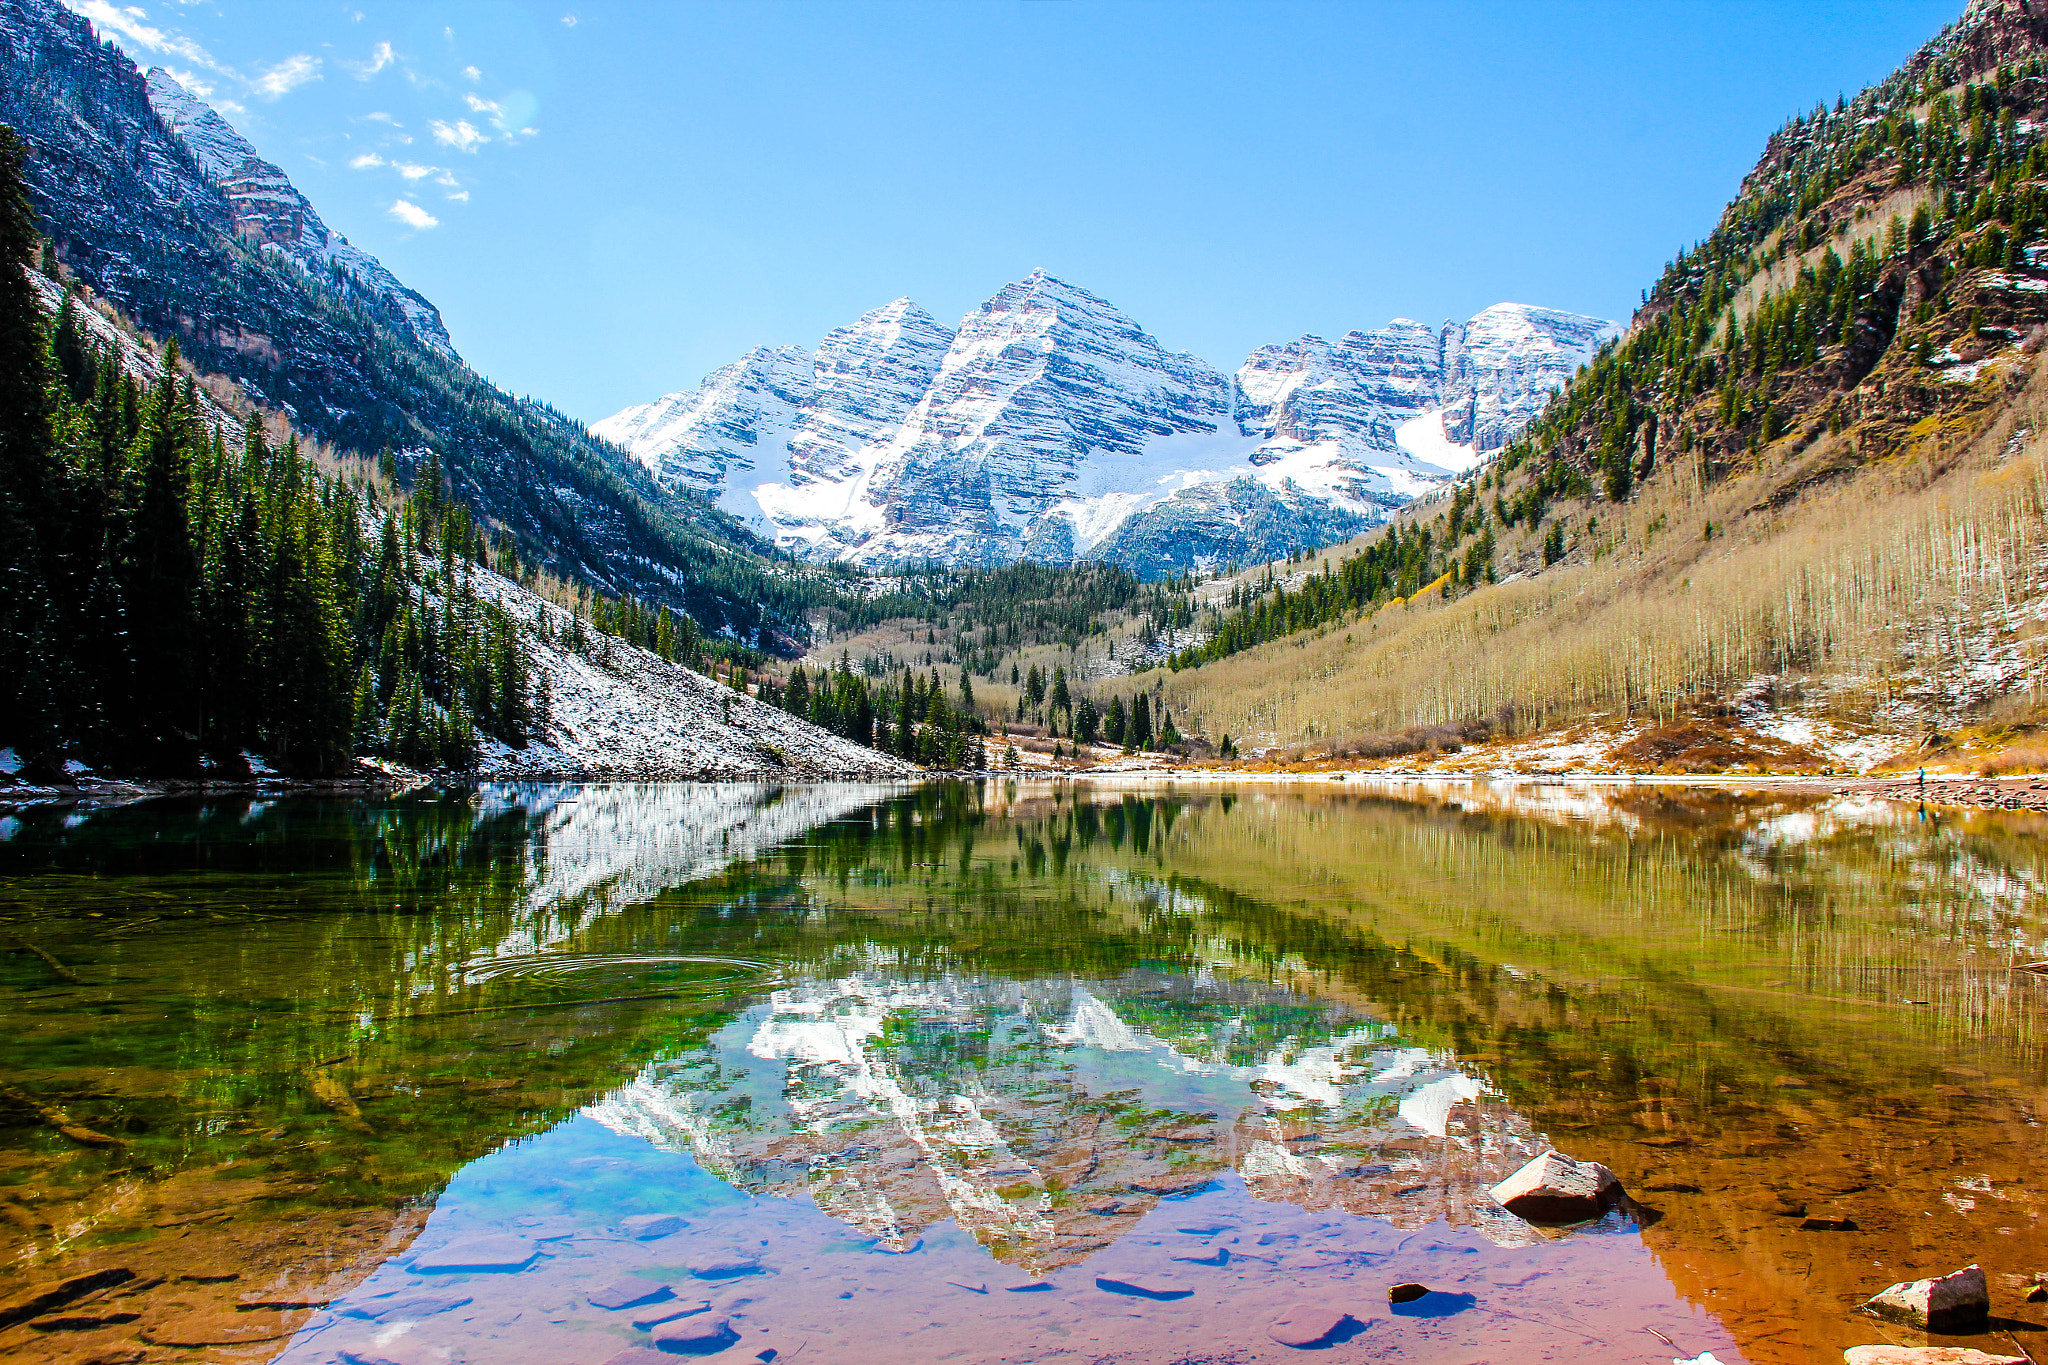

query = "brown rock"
[28, 1312, 140, 1332]
[1387, 1283, 1428, 1303]
[1843, 1348, 2027, 1364]
[142, 1312, 293, 1346]
[1862, 1264, 1990, 1333]
[1735, 1190, 1808, 1217]
[0, 1268, 136, 1329]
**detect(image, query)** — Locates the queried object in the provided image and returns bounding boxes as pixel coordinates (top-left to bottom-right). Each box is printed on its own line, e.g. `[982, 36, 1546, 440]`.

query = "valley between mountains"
[9, 0, 2048, 792]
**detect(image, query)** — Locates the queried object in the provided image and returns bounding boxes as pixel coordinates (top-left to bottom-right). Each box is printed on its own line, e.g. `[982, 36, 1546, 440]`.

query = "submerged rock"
[621, 1213, 688, 1240]
[1268, 1305, 1359, 1348]
[1488, 1150, 1623, 1224]
[1843, 1348, 2027, 1364]
[589, 1280, 674, 1311]
[341, 1294, 471, 1321]
[652, 1314, 739, 1353]
[632, 1301, 711, 1331]
[1095, 1274, 1193, 1301]
[409, 1235, 539, 1273]
[687, 1255, 761, 1280]
[1862, 1264, 1991, 1333]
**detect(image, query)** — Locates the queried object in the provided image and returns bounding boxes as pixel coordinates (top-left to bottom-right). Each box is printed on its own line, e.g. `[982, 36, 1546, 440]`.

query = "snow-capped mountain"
[142, 70, 456, 359]
[599, 274, 1612, 576]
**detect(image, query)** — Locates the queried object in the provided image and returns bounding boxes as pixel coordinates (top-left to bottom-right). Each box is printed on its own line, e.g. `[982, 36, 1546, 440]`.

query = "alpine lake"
[2, 779, 2046, 1365]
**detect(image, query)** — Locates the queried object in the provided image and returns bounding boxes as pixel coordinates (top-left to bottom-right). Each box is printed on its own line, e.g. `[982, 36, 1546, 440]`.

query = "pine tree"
[1074, 695, 1099, 746]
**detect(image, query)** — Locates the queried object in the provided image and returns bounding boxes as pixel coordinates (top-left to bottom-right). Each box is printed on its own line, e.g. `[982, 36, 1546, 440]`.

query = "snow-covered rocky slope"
[598, 273, 1613, 576]
[449, 563, 916, 782]
[143, 71, 456, 359]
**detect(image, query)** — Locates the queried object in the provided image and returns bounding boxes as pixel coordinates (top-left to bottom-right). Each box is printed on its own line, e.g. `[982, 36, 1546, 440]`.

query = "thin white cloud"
[429, 118, 486, 153]
[361, 111, 399, 125]
[463, 92, 499, 118]
[444, 188, 470, 202]
[387, 199, 438, 230]
[461, 65, 481, 82]
[348, 151, 384, 169]
[161, 65, 212, 97]
[345, 40, 394, 80]
[253, 54, 321, 99]
[67, 0, 234, 75]
[561, 13, 578, 27]
[390, 160, 437, 180]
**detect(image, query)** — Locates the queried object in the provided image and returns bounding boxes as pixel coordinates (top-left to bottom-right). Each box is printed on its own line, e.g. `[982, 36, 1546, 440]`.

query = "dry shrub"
[1607, 720, 1822, 774]
[1977, 743, 2048, 775]
[1327, 721, 1489, 760]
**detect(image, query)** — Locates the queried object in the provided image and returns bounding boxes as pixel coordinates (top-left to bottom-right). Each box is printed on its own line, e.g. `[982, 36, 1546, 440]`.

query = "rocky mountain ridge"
[142, 69, 456, 359]
[0, 0, 795, 644]
[598, 274, 1612, 576]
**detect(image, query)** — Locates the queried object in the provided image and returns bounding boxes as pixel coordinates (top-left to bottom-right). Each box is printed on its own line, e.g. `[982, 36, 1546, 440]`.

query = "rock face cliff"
[142, 70, 456, 359]
[599, 275, 1612, 577]
[0, 0, 789, 643]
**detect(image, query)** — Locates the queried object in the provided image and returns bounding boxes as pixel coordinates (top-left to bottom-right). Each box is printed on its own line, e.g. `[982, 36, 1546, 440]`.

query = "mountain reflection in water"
[0, 779, 2045, 1364]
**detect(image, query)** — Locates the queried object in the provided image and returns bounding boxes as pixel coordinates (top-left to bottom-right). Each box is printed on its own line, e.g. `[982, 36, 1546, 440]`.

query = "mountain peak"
[137, 64, 458, 359]
[602, 284, 1611, 575]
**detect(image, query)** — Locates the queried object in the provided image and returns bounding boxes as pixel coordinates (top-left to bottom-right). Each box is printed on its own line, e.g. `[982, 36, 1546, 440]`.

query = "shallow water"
[1, 780, 2046, 1364]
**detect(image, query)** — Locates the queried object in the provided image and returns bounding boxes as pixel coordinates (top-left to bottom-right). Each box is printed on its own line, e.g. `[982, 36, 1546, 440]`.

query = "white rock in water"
[1844, 1348, 2027, 1364]
[1488, 1149, 1622, 1224]
[1268, 1304, 1358, 1348]
[1862, 1264, 1991, 1332]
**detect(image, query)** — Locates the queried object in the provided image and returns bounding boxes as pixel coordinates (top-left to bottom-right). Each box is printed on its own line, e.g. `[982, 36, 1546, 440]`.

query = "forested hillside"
[0, 0, 806, 648]
[1139, 0, 2048, 764]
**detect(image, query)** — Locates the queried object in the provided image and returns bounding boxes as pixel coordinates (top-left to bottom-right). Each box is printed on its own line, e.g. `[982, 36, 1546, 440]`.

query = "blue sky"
[74, 0, 1959, 424]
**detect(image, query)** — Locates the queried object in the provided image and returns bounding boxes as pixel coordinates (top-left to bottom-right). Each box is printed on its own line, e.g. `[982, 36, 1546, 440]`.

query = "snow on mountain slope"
[1440, 303, 1618, 450]
[592, 345, 812, 519]
[144, 69, 458, 359]
[600, 276, 1613, 577]
[452, 563, 915, 782]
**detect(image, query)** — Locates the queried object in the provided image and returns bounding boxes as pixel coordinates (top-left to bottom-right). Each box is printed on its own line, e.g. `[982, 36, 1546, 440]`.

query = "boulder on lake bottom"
[652, 1315, 739, 1353]
[1488, 1150, 1623, 1224]
[408, 1236, 539, 1274]
[1862, 1264, 1990, 1333]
